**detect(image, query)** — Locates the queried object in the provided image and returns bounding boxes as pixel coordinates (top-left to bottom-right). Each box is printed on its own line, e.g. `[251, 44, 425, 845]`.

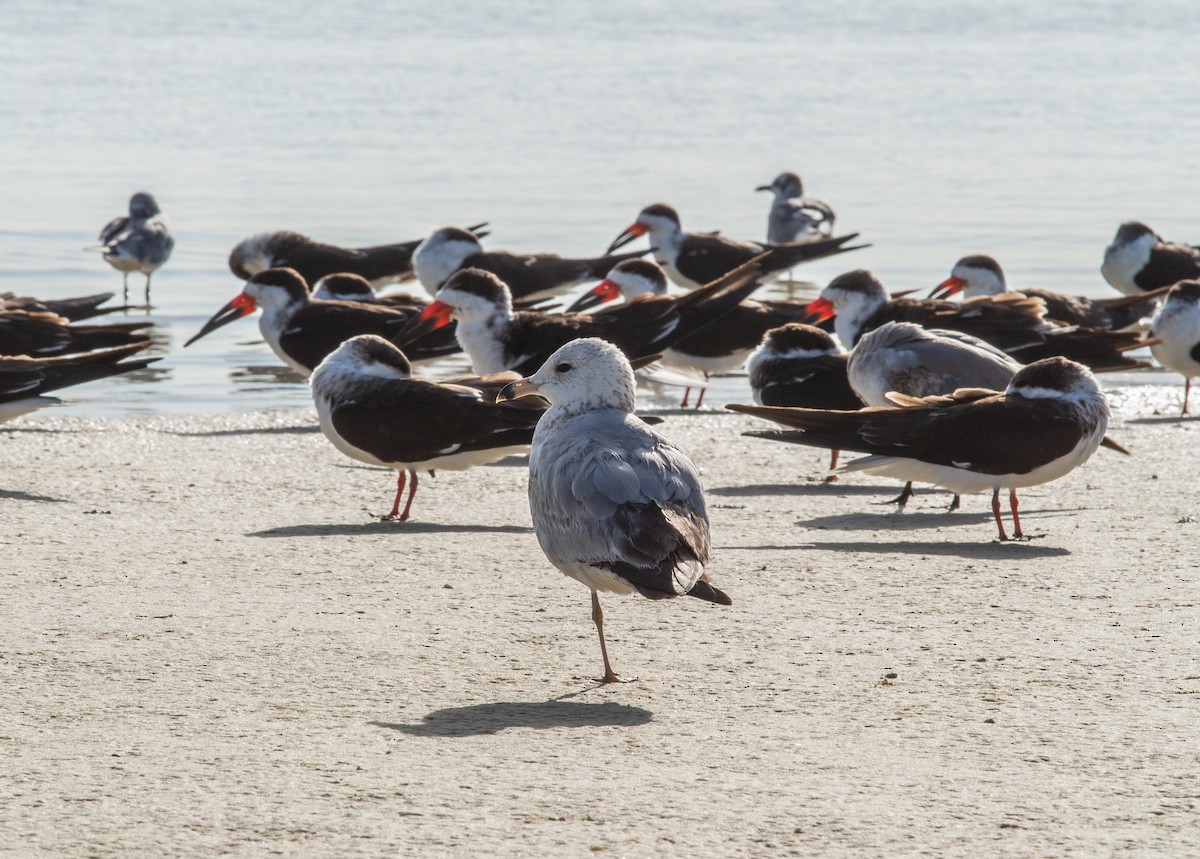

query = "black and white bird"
[746, 322, 861, 479]
[567, 258, 813, 407]
[310, 273, 429, 310]
[846, 321, 1021, 509]
[497, 338, 731, 682]
[228, 223, 489, 288]
[412, 226, 649, 302]
[755, 171, 837, 242]
[607, 203, 866, 292]
[1148, 280, 1200, 415]
[1, 291, 122, 322]
[730, 357, 1110, 542]
[1101, 221, 1200, 296]
[393, 260, 764, 377]
[0, 311, 152, 358]
[309, 335, 545, 521]
[183, 268, 460, 375]
[0, 341, 158, 423]
[807, 269, 1152, 371]
[88, 192, 174, 303]
[933, 254, 1162, 329]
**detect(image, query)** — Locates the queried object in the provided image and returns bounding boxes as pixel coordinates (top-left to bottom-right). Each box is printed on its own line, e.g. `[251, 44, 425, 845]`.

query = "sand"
[2, 386, 1198, 857]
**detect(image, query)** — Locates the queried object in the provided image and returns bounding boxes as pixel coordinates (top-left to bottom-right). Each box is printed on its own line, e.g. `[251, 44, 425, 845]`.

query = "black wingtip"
[689, 579, 732, 605]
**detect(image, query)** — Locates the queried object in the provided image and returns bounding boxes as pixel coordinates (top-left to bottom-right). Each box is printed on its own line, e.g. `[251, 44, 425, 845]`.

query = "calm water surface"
[1, 1, 1196, 416]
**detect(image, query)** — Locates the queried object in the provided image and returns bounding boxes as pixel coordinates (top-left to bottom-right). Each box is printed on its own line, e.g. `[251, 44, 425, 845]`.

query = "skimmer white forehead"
[413, 228, 483, 293]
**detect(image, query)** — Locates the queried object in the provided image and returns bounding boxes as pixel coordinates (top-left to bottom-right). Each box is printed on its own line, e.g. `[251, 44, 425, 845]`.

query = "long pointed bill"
[929, 275, 966, 300]
[496, 377, 541, 402]
[755, 184, 773, 192]
[606, 222, 648, 254]
[802, 296, 836, 324]
[391, 300, 454, 347]
[184, 292, 256, 347]
[565, 279, 621, 313]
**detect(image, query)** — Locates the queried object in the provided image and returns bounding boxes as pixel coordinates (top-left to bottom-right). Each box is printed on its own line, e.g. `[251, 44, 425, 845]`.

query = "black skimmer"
[1148, 280, 1200, 415]
[606, 203, 866, 291]
[310, 273, 429, 310]
[807, 269, 1153, 371]
[497, 337, 730, 682]
[567, 258, 813, 407]
[847, 321, 1021, 509]
[0, 311, 152, 358]
[309, 334, 545, 521]
[0, 341, 158, 423]
[756, 172, 837, 242]
[1102, 221, 1200, 296]
[1, 291, 123, 322]
[731, 356, 1110, 541]
[87, 192, 174, 303]
[228, 223, 489, 288]
[183, 268, 460, 376]
[412, 226, 649, 302]
[933, 254, 1162, 330]
[393, 258, 765, 377]
[747, 322, 861, 480]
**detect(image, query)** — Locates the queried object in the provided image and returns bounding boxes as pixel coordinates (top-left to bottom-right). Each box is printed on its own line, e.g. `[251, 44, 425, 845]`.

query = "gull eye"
[556, 362, 572, 374]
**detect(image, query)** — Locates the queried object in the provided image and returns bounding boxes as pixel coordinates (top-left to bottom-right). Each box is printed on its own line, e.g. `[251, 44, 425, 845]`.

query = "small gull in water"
[87, 192, 174, 303]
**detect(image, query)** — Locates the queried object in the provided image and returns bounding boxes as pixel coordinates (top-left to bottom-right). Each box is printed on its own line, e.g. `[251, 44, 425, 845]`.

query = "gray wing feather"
[530, 411, 709, 591]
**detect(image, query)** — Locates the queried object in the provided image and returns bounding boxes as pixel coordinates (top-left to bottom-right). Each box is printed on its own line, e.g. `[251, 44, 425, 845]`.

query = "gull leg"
[398, 469, 419, 521]
[991, 487, 1010, 541]
[145, 272, 152, 307]
[824, 448, 840, 483]
[693, 374, 710, 409]
[122, 272, 129, 304]
[679, 387, 691, 408]
[886, 481, 914, 509]
[1009, 488, 1024, 540]
[1184, 378, 1192, 416]
[384, 470, 407, 520]
[948, 494, 961, 512]
[591, 590, 635, 684]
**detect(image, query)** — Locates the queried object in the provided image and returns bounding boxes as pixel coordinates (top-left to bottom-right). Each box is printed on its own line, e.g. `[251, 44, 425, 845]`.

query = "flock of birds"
[6, 176, 1200, 680]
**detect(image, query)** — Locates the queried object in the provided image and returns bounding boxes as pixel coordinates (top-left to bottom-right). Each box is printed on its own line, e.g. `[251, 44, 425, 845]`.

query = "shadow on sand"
[168, 425, 319, 438]
[249, 520, 532, 538]
[371, 700, 653, 737]
[728, 538, 1070, 559]
[0, 488, 68, 503]
[709, 481, 913, 498]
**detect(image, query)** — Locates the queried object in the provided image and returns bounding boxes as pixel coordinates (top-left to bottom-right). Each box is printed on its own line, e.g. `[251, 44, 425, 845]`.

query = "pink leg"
[991, 487, 1010, 542]
[680, 387, 691, 408]
[398, 470, 419, 521]
[1184, 378, 1192, 416]
[824, 449, 840, 483]
[693, 374, 710, 409]
[386, 470, 407, 520]
[1009, 488, 1023, 540]
[592, 590, 635, 684]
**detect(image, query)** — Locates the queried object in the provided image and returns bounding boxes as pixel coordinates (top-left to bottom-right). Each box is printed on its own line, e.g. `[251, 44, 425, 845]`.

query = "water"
[2, 1, 1196, 417]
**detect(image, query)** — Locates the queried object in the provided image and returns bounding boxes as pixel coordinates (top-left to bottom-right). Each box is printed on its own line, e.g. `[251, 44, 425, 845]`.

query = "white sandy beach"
[2, 386, 1198, 857]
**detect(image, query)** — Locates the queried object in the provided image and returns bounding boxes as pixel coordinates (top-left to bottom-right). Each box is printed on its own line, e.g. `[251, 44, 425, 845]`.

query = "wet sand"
[2, 387, 1198, 856]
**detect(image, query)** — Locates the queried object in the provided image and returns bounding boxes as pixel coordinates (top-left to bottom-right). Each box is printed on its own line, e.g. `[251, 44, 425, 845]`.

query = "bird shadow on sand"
[1123, 414, 1196, 426]
[167, 425, 319, 438]
[0, 488, 68, 503]
[793, 506, 1083, 532]
[371, 700, 653, 737]
[248, 520, 532, 538]
[710, 482, 900, 498]
[730, 539, 1070, 559]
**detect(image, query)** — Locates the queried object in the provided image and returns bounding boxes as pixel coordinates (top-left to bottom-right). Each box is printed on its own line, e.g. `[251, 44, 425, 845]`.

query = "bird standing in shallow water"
[89, 192, 174, 304]
[499, 338, 731, 683]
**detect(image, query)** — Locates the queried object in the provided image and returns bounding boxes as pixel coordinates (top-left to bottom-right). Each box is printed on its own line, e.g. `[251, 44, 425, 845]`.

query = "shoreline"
[3, 387, 1198, 856]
